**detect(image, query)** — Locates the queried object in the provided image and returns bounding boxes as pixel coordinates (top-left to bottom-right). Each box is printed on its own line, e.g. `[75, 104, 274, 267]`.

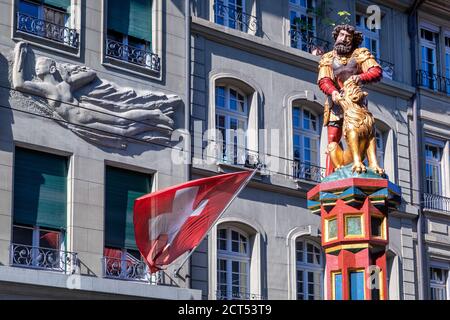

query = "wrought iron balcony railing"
[292, 161, 325, 183]
[16, 12, 79, 48]
[378, 59, 394, 80]
[10, 243, 78, 273]
[102, 256, 159, 284]
[289, 29, 331, 55]
[216, 290, 266, 300]
[105, 39, 161, 73]
[417, 70, 450, 95]
[423, 193, 450, 213]
[214, 1, 259, 33]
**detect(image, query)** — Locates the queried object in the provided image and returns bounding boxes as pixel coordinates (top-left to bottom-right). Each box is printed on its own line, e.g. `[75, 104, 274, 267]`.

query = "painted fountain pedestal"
[307, 165, 401, 300]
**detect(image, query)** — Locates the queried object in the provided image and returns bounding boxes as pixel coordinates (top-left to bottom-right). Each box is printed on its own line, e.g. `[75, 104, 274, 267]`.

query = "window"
[356, 14, 380, 59]
[425, 144, 443, 195]
[11, 225, 65, 270]
[214, 0, 250, 32]
[215, 85, 248, 165]
[371, 216, 384, 238]
[103, 247, 155, 282]
[289, 0, 317, 53]
[13, 147, 68, 230]
[332, 272, 343, 300]
[430, 267, 449, 300]
[106, 0, 159, 72]
[293, 106, 320, 181]
[325, 218, 337, 241]
[12, 147, 69, 272]
[295, 239, 323, 300]
[375, 129, 385, 168]
[445, 36, 450, 94]
[17, 0, 77, 47]
[104, 166, 152, 280]
[420, 27, 438, 90]
[345, 215, 364, 237]
[349, 270, 365, 300]
[217, 227, 250, 300]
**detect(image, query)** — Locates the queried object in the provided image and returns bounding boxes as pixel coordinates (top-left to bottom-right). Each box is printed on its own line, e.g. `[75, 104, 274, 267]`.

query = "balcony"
[10, 243, 78, 273]
[423, 193, 450, 213]
[216, 290, 266, 300]
[378, 59, 395, 80]
[105, 38, 161, 73]
[102, 255, 159, 284]
[16, 12, 79, 48]
[292, 161, 325, 183]
[289, 29, 331, 56]
[213, 2, 259, 33]
[417, 70, 450, 95]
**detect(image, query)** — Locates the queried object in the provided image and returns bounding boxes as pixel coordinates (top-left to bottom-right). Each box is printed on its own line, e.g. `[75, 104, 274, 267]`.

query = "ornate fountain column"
[307, 167, 401, 300]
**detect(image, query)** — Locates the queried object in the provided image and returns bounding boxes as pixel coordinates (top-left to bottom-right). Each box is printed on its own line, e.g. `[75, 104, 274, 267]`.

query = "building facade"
[188, 0, 449, 300]
[0, 0, 200, 299]
[0, 0, 448, 300]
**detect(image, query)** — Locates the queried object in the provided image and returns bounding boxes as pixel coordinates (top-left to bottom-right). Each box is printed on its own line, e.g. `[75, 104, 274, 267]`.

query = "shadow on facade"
[0, 50, 14, 150]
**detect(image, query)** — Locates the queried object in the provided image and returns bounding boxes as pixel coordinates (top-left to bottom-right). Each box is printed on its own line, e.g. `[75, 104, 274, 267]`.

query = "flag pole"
[173, 166, 259, 277]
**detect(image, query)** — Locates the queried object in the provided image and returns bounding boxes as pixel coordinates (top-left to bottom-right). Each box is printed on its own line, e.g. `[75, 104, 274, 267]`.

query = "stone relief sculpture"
[12, 41, 180, 149]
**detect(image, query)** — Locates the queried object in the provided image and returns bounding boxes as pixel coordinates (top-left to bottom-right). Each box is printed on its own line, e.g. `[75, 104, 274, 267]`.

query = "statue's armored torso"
[332, 57, 359, 87]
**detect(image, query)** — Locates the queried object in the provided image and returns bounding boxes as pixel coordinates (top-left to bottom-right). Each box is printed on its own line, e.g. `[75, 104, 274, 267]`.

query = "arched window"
[296, 238, 323, 300]
[215, 85, 248, 165]
[217, 227, 250, 300]
[375, 129, 385, 168]
[292, 106, 320, 180]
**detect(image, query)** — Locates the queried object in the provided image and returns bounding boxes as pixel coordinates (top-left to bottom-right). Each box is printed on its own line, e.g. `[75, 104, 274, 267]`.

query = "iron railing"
[293, 161, 325, 183]
[105, 38, 161, 73]
[423, 193, 450, 213]
[289, 29, 330, 55]
[10, 243, 78, 273]
[216, 290, 266, 300]
[102, 256, 159, 284]
[16, 12, 79, 48]
[378, 59, 395, 80]
[417, 70, 450, 95]
[214, 1, 259, 33]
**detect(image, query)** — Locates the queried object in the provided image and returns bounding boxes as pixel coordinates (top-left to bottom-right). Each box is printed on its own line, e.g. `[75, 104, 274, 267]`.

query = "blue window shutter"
[105, 166, 151, 250]
[43, 0, 71, 11]
[13, 148, 68, 230]
[107, 0, 152, 43]
[350, 271, 365, 300]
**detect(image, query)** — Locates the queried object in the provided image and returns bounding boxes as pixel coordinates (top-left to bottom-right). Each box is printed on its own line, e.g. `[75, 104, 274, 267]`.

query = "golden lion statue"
[328, 78, 384, 175]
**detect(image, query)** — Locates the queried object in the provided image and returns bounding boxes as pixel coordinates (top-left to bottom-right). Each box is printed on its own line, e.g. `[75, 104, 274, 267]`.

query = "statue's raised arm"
[12, 42, 54, 98]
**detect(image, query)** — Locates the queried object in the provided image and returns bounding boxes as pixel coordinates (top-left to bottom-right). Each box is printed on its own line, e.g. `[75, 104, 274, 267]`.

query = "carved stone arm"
[12, 42, 49, 98]
[67, 68, 97, 91]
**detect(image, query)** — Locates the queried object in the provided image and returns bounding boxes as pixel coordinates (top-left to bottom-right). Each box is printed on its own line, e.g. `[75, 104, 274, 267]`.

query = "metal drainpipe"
[408, 0, 425, 300]
[184, 0, 192, 287]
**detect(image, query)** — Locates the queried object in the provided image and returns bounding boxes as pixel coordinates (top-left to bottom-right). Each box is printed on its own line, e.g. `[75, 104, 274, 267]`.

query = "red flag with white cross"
[133, 170, 254, 273]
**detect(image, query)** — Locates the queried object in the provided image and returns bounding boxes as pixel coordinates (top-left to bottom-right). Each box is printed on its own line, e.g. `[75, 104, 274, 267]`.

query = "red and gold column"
[307, 176, 401, 300]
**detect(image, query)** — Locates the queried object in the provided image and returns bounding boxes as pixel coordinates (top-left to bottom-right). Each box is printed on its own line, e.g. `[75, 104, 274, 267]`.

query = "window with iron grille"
[425, 143, 443, 195]
[420, 27, 438, 90]
[215, 85, 248, 165]
[293, 106, 320, 181]
[289, 0, 317, 53]
[105, 0, 159, 71]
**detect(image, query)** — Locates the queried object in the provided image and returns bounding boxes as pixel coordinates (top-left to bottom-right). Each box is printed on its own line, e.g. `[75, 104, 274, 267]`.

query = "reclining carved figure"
[12, 41, 179, 148]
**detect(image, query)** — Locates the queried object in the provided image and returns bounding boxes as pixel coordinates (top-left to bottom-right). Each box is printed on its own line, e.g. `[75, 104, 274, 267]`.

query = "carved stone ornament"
[12, 41, 180, 149]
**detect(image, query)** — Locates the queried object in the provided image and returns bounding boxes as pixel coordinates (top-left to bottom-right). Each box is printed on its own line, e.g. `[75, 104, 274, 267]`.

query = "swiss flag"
[133, 170, 254, 273]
